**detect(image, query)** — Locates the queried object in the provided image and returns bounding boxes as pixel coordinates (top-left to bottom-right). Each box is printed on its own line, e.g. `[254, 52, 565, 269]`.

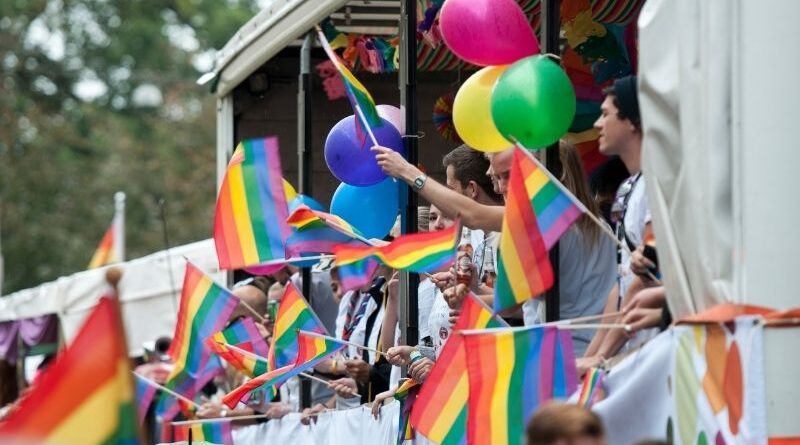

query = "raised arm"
[372, 146, 503, 232]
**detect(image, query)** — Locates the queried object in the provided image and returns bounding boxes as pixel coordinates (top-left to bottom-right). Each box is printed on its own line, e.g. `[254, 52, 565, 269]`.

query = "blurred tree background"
[0, 0, 259, 293]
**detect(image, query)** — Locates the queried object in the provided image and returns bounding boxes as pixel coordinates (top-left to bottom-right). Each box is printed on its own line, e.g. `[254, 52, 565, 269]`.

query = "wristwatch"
[412, 173, 428, 191]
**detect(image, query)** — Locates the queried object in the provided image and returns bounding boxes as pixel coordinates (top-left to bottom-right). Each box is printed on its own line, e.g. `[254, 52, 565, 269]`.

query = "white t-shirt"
[427, 288, 452, 355]
[618, 175, 651, 299]
[523, 225, 616, 356]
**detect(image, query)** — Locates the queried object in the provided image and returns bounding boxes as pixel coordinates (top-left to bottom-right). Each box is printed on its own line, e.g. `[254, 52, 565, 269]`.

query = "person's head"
[229, 277, 270, 322]
[594, 75, 641, 159]
[443, 145, 504, 205]
[588, 157, 629, 225]
[487, 148, 515, 198]
[526, 403, 606, 445]
[428, 204, 454, 231]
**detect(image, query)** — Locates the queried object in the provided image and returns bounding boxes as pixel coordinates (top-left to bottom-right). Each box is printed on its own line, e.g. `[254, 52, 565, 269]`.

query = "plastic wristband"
[409, 350, 423, 364]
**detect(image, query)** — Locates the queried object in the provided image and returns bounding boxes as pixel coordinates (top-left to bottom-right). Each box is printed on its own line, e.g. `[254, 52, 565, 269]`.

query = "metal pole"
[298, 32, 313, 409]
[399, 0, 419, 349]
[541, 0, 562, 323]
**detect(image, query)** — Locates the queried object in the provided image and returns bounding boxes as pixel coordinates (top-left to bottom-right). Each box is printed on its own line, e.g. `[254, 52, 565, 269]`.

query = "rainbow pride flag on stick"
[411, 293, 508, 445]
[577, 367, 606, 408]
[221, 331, 346, 408]
[214, 136, 292, 270]
[174, 421, 233, 445]
[462, 326, 578, 445]
[205, 318, 271, 378]
[316, 25, 383, 145]
[0, 297, 141, 444]
[135, 375, 158, 425]
[159, 262, 240, 419]
[333, 222, 460, 273]
[269, 282, 329, 370]
[336, 257, 381, 293]
[494, 146, 583, 312]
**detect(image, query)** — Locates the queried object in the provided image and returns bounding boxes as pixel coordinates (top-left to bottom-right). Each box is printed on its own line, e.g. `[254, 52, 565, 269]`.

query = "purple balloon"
[324, 115, 405, 186]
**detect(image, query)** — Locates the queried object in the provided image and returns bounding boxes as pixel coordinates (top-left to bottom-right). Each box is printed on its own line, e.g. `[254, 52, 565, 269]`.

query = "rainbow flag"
[88, 215, 122, 268]
[411, 293, 508, 445]
[159, 263, 240, 418]
[577, 367, 606, 408]
[285, 226, 356, 257]
[135, 375, 158, 425]
[0, 297, 140, 444]
[174, 421, 233, 445]
[214, 136, 292, 270]
[222, 331, 346, 408]
[316, 28, 383, 131]
[269, 282, 328, 370]
[294, 330, 348, 366]
[463, 326, 578, 445]
[333, 223, 460, 273]
[394, 379, 420, 445]
[205, 318, 270, 378]
[336, 257, 380, 293]
[288, 205, 366, 240]
[494, 146, 583, 312]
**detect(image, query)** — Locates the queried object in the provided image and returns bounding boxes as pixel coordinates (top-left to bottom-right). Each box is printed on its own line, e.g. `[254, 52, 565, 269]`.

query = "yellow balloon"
[282, 178, 297, 202]
[453, 65, 513, 152]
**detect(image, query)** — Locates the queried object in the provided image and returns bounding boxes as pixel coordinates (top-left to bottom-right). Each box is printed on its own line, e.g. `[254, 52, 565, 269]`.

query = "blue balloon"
[288, 194, 325, 213]
[324, 115, 405, 186]
[330, 179, 399, 240]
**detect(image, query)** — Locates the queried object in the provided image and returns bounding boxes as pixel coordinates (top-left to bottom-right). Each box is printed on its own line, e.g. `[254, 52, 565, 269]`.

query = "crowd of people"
[139, 74, 670, 444]
[1, 74, 671, 445]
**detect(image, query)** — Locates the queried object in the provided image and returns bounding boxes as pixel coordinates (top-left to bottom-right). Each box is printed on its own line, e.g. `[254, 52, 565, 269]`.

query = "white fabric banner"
[592, 320, 767, 445]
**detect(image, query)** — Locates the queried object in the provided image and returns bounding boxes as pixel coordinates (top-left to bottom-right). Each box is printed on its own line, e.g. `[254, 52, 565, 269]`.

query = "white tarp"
[638, 0, 800, 316]
[0, 239, 221, 356]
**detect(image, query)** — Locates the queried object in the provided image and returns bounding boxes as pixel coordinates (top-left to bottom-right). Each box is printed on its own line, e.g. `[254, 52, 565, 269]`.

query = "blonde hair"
[558, 140, 602, 246]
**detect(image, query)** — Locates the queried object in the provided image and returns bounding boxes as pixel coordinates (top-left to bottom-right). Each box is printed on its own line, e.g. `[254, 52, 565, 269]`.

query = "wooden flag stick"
[303, 331, 389, 358]
[237, 300, 267, 324]
[132, 372, 201, 410]
[542, 311, 624, 326]
[460, 323, 631, 336]
[171, 414, 270, 426]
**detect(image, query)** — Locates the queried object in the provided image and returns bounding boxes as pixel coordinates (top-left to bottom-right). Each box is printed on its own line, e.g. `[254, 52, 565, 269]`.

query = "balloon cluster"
[323, 105, 404, 239]
[443, 0, 576, 151]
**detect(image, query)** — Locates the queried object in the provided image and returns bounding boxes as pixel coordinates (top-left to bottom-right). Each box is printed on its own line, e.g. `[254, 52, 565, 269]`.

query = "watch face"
[415, 178, 424, 187]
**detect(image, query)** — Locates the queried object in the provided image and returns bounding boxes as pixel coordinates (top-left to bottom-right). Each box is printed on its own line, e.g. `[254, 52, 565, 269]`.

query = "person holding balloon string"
[372, 141, 616, 356]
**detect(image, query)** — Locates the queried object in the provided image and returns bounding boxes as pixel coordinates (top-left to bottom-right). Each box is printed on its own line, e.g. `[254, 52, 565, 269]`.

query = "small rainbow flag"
[494, 146, 583, 312]
[269, 282, 328, 370]
[294, 330, 348, 366]
[288, 205, 367, 240]
[174, 421, 233, 445]
[0, 297, 140, 444]
[411, 293, 508, 445]
[316, 27, 383, 132]
[88, 214, 122, 268]
[394, 379, 420, 445]
[205, 318, 270, 378]
[135, 375, 158, 425]
[285, 226, 357, 257]
[463, 326, 578, 445]
[222, 364, 294, 409]
[214, 136, 292, 270]
[577, 367, 606, 408]
[159, 262, 240, 418]
[333, 222, 460, 273]
[336, 257, 381, 293]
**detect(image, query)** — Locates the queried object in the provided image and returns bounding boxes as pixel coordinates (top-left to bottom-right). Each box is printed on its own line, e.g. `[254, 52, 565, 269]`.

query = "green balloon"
[490, 55, 576, 149]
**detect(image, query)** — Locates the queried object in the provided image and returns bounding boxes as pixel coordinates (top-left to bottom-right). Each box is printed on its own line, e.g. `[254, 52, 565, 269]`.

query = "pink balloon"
[377, 104, 405, 134]
[440, 0, 540, 66]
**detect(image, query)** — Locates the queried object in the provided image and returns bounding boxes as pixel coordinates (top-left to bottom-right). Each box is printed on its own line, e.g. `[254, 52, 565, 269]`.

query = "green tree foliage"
[0, 0, 258, 293]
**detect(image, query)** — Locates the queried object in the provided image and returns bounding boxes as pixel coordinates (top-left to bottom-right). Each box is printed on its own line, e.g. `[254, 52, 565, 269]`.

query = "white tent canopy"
[0, 239, 222, 356]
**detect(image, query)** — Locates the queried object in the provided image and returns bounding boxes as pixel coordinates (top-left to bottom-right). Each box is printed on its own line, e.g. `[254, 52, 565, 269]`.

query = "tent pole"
[298, 32, 314, 409]
[399, 0, 420, 351]
[541, 0, 562, 323]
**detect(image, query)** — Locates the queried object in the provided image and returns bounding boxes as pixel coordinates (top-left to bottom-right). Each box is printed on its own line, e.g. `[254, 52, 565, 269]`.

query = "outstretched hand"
[372, 145, 416, 179]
